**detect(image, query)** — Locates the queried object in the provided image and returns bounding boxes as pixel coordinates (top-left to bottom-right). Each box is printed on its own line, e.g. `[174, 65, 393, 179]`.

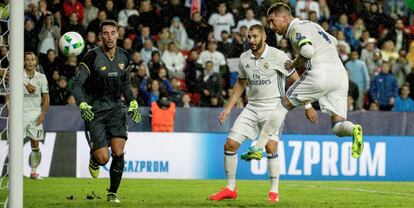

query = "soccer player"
[209, 24, 303, 202]
[23, 52, 49, 180]
[72, 20, 142, 203]
[241, 3, 364, 160]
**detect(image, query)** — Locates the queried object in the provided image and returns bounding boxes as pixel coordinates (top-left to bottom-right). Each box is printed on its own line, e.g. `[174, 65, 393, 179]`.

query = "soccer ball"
[59, 32, 85, 56]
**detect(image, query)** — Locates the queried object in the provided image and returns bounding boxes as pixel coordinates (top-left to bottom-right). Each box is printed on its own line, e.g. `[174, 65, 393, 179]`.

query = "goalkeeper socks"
[267, 152, 279, 193]
[29, 148, 41, 173]
[224, 151, 237, 191]
[332, 121, 354, 137]
[109, 154, 125, 193]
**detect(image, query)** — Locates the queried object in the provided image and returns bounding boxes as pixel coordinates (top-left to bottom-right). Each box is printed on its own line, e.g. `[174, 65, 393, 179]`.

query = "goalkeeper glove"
[79, 102, 94, 122]
[128, 100, 142, 124]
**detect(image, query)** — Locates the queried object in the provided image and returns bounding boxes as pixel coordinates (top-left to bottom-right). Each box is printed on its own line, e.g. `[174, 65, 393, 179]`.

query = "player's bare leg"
[107, 137, 126, 203]
[89, 147, 110, 178]
[29, 139, 42, 180]
[241, 97, 293, 160]
[331, 115, 364, 158]
[265, 140, 280, 203]
[209, 138, 238, 201]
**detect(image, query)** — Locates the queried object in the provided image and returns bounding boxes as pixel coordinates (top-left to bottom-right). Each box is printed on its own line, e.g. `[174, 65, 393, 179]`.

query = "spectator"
[393, 84, 414, 112]
[392, 49, 411, 87]
[38, 13, 60, 63]
[170, 16, 194, 51]
[347, 96, 356, 111]
[307, 10, 318, 23]
[24, 17, 39, 53]
[295, 0, 320, 20]
[42, 49, 59, 80]
[151, 95, 176, 132]
[185, 50, 203, 93]
[348, 78, 360, 110]
[370, 62, 399, 111]
[104, 0, 117, 21]
[170, 78, 185, 107]
[82, 0, 98, 28]
[407, 67, 414, 100]
[217, 31, 234, 58]
[63, 0, 83, 23]
[182, 93, 192, 108]
[155, 67, 173, 95]
[62, 12, 85, 36]
[156, 27, 173, 53]
[208, 2, 235, 41]
[352, 18, 366, 42]
[197, 38, 227, 75]
[139, 0, 163, 35]
[184, 11, 212, 45]
[140, 39, 159, 64]
[386, 18, 410, 52]
[367, 50, 383, 78]
[318, 0, 330, 21]
[147, 51, 165, 80]
[334, 14, 358, 49]
[86, 9, 107, 35]
[61, 55, 77, 86]
[84, 31, 98, 53]
[199, 61, 223, 107]
[122, 38, 134, 55]
[161, 42, 186, 79]
[50, 75, 71, 105]
[66, 94, 76, 106]
[140, 79, 160, 106]
[346, 51, 370, 109]
[161, 0, 189, 25]
[278, 38, 292, 59]
[232, 25, 249, 57]
[117, 0, 138, 27]
[234, 8, 261, 33]
[360, 38, 377, 75]
[380, 40, 399, 62]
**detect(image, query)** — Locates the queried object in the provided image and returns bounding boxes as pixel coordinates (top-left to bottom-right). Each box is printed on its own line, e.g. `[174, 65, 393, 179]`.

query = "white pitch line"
[304, 185, 414, 197]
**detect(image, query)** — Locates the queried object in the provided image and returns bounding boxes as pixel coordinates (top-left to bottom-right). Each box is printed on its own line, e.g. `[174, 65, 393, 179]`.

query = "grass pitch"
[1, 178, 414, 207]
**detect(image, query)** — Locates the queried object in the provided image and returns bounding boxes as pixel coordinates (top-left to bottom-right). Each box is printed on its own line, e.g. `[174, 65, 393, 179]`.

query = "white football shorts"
[23, 116, 44, 140]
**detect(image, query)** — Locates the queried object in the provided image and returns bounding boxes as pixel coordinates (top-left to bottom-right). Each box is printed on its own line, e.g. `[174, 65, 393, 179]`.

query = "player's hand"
[219, 108, 231, 126]
[284, 60, 294, 71]
[36, 113, 46, 126]
[79, 102, 94, 122]
[305, 107, 318, 124]
[128, 100, 142, 124]
[389, 97, 395, 105]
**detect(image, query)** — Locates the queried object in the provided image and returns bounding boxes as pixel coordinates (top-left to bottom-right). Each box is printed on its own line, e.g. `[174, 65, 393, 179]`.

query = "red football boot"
[268, 192, 279, 203]
[209, 187, 237, 201]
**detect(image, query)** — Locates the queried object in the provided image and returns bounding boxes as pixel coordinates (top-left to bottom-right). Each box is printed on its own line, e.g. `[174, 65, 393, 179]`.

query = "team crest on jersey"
[245, 64, 250, 68]
[296, 33, 305, 41]
[264, 62, 269, 70]
[119, 63, 125, 70]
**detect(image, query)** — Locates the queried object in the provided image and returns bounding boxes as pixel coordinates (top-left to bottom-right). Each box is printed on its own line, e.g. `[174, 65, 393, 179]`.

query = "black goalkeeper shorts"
[85, 106, 128, 150]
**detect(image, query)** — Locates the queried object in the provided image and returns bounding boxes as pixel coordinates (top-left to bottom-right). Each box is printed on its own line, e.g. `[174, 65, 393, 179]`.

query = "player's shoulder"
[35, 71, 48, 81]
[81, 48, 99, 62]
[240, 49, 252, 60]
[265, 46, 288, 59]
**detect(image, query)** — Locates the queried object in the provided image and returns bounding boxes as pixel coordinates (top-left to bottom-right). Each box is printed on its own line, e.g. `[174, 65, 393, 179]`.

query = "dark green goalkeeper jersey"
[72, 46, 134, 112]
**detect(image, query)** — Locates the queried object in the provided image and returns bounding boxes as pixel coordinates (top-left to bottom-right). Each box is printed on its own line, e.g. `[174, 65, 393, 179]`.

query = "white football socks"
[267, 152, 279, 193]
[224, 151, 237, 191]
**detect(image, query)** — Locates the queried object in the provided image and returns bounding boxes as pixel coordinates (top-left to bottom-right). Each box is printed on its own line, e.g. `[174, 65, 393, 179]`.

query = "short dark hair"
[267, 2, 292, 16]
[100, 20, 118, 32]
[249, 24, 265, 34]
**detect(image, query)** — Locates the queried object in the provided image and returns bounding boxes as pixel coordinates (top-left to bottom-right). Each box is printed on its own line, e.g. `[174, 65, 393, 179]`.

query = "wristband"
[305, 103, 312, 109]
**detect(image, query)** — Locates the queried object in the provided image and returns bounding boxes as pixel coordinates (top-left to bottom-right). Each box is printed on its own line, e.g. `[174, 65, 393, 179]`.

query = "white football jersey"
[208, 13, 235, 41]
[23, 70, 48, 116]
[238, 45, 293, 104]
[285, 18, 343, 69]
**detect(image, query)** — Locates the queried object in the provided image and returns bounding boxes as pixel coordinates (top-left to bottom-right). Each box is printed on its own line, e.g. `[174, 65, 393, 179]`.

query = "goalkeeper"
[72, 20, 142, 203]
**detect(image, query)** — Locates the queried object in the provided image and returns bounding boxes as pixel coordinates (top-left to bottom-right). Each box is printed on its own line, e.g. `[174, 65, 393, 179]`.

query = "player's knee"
[95, 154, 109, 165]
[30, 139, 39, 149]
[224, 139, 239, 152]
[265, 141, 278, 153]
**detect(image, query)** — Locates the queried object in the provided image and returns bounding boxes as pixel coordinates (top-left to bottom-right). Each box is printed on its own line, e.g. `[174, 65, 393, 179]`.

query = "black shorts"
[85, 106, 128, 150]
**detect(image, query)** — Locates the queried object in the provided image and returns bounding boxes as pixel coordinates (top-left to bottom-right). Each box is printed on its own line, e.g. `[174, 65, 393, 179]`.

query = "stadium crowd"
[1, 0, 414, 112]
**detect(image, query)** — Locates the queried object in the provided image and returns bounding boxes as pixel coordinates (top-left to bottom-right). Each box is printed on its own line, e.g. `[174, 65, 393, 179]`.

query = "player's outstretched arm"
[219, 78, 247, 125]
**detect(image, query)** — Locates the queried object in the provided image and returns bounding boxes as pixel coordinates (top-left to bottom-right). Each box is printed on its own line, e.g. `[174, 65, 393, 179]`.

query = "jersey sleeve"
[290, 24, 313, 49]
[40, 75, 49, 94]
[237, 59, 247, 79]
[278, 51, 295, 77]
[72, 50, 96, 105]
[121, 51, 135, 104]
